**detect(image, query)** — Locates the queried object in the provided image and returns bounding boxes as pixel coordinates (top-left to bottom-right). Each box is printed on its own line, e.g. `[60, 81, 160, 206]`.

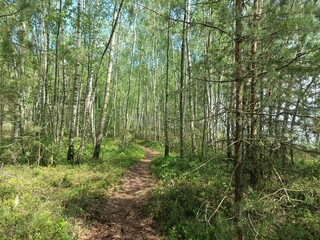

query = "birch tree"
[93, 1, 119, 159]
[67, 0, 82, 163]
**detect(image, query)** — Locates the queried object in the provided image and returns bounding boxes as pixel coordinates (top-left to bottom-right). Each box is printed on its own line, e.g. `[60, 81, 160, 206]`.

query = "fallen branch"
[207, 195, 227, 226]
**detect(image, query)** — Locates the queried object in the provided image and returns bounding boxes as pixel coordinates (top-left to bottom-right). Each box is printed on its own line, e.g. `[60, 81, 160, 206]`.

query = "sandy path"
[79, 148, 161, 240]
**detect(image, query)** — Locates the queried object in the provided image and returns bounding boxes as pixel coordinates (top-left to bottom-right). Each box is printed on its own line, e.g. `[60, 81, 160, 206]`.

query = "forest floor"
[78, 148, 161, 240]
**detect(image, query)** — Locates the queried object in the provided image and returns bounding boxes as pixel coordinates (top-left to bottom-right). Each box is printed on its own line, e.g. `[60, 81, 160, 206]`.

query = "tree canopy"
[0, 0, 319, 239]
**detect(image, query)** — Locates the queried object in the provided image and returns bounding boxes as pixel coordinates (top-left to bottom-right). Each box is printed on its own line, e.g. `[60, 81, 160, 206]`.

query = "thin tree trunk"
[185, 0, 195, 155]
[44, 0, 50, 136]
[179, 0, 188, 160]
[135, 56, 142, 138]
[35, 0, 49, 165]
[267, 83, 275, 169]
[164, 10, 171, 157]
[76, 78, 83, 137]
[53, 0, 62, 142]
[77, 0, 99, 157]
[205, 68, 216, 149]
[113, 66, 119, 140]
[121, 11, 137, 150]
[145, 87, 149, 141]
[67, 0, 82, 163]
[249, 0, 260, 188]
[79, 54, 94, 148]
[152, 36, 157, 142]
[112, 22, 124, 141]
[93, 2, 118, 160]
[234, 0, 244, 239]
[60, 58, 67, 140]
[13, 60, 21, 163]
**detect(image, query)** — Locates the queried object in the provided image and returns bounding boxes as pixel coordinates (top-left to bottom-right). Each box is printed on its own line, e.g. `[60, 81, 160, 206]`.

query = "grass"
[135, 139, 165, 153]
[0, 139, 145, 239]
[149, 151, 320, 239]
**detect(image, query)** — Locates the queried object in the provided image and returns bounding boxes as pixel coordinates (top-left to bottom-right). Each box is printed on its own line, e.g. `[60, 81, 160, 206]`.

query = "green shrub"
[0, 193, 73, 239]
[149, 154, 237, 239]
[0, 140, 146, 239]
[149, 151, 320, 239]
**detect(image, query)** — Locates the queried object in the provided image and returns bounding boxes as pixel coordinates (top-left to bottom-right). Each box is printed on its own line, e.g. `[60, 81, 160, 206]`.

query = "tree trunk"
[93, 2, 119, 160]
[234, 0, 244, 239]
[164, 9, 171, 157]
[202, 18, 212, 158]
[67, 0, 82, 163]
[179, 0, 188, 160]
[152, 35, 158, 142]
[185, 0, 196, 155]
[249, 0, 260, 188]
[121, 10, 137, 150]
[113, 66, 119, 140]
[60, 58, 67, 140]
[53, 0, 62, 143]
[135, 56, 142, 138]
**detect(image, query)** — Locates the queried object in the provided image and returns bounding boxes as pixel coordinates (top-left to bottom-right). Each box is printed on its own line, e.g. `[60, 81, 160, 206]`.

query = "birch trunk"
[179, 0, 188, 159]
[67, 0, 82, 163]
[164, 10, 171, 157]
[121, 11, 137, 150]
[93, 2, 118, 159]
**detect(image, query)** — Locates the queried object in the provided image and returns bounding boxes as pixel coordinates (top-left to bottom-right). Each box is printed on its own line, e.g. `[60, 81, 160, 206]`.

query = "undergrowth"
[149, 152, 320, 239]
[0, 139, 145, 239]
[135, 139, 164, 152]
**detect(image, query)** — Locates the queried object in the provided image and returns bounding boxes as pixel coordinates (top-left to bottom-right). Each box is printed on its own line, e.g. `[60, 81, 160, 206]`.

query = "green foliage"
[240, 170, 320, 239]
[136, 140, 164, 153]
[150, 154, 236, 239]
[151, 181, 234, 240]
[0, 140, 145, 239]
[0, 138, 144, 166]
[150, 153, 320, 239]
[0, 195, 72, 239]
[0, 166, 74, 239]
[0, 0, 319, 238]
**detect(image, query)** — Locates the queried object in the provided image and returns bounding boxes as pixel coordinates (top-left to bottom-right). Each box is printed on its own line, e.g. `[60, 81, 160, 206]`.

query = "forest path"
[79, 148, 161, 240]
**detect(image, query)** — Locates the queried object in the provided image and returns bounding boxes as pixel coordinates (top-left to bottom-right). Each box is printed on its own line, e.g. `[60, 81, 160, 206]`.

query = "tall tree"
[179, 0, 188, 159]
[164, 6, 171, 157]
[121, 5, 138, 150]
[93, 1, 120, 160]
[249, 0, 260, 187]
[234, 0, 244, 239]
[67, 0, 82, 163]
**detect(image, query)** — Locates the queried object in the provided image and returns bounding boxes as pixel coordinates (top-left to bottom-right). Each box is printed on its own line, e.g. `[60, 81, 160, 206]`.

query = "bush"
[149, 151, 320, 239]
[0, 140, 146, 239]
[149, 154, 236, 239]
[0, 191, 73, 239]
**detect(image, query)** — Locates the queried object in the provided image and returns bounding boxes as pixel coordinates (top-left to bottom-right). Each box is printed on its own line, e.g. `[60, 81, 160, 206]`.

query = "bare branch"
[208, 195, 227, 225]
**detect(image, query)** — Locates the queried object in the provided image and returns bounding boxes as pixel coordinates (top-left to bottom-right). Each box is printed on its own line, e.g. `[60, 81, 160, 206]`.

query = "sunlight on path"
[78, 148, 161, 240]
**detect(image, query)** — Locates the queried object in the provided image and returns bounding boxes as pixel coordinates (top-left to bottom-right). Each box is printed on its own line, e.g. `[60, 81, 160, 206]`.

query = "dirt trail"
[79, 148, 161, 240]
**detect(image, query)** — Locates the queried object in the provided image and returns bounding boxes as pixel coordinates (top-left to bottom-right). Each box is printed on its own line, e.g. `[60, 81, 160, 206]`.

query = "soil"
[78, 148, 161, 240]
